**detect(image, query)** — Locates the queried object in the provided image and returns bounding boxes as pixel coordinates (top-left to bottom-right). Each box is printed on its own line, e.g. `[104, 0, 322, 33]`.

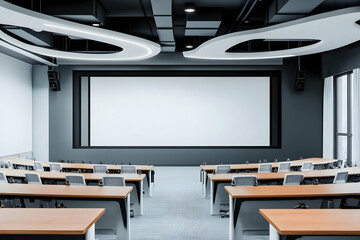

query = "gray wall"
[322, 41, 360, 78]
[32, 66, 49, 162]
[49, 55, 323, 165]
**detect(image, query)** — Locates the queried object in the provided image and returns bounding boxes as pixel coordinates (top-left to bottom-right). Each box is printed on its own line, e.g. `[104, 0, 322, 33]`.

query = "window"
[334, 72, 353, 165]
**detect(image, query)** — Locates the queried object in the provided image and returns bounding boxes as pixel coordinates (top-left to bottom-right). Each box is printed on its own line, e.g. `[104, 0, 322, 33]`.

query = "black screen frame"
[73, 70, 281, 149]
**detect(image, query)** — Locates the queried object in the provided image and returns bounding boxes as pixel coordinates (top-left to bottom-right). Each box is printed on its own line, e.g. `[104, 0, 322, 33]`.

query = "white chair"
[333, 171, 348, 184]
[258, 163, 272, 173]
[232, 175, 258, 186]
[0, 171, 8, 183]
[93, 164, 108, 174]
[278, 162, 291, 172]
[121, 165, 137, 174]
[215, 165, 231, 174]
[102, 176, 125, 186]
[336, 159, 345, 168]
[49, 163, 62, 172]
[283, 173, 304, 185]
[25, 172, 42, 184]
[301, 162, 313, 171]
[33, 161, 44, 171]
[7, 160, 14, 169]
[65, 174, 86, 186]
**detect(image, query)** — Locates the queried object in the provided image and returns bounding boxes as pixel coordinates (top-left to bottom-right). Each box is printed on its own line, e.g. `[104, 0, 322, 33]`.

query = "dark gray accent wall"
[322, 41, 360, 78]
[50, 55, 323, 165]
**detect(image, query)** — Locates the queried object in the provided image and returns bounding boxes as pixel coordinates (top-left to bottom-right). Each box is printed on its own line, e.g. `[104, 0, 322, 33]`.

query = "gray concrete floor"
[131, 166, 228, 240]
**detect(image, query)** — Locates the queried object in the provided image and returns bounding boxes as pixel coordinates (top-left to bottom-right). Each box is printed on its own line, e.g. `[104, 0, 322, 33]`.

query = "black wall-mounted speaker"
[48, 71, 60, 91]
[295, 71, 305, 91]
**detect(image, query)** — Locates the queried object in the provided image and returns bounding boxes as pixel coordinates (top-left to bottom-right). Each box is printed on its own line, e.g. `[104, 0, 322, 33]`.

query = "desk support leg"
[85, 223, 96, 240]
[149, 170, 152, 197]
[140, 180, 144, 215]
[269, 224, 280, 240]
[210, 180, 214, 215]
[229, 195, 234, 240]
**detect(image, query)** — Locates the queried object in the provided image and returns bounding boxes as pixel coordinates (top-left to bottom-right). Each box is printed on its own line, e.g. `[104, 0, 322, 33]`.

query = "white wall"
[0, 53, 32, 157]
[32, 66, 49, 162]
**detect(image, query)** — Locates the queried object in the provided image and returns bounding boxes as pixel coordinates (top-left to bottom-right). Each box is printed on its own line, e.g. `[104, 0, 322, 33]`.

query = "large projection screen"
[89, 76, 270, 147]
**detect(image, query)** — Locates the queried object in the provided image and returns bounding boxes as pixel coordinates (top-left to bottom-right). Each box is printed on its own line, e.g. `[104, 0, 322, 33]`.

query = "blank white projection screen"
[90, 76, 270, 146]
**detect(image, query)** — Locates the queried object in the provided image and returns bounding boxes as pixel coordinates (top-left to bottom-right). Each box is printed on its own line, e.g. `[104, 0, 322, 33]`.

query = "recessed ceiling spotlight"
[185, 3, 195, 13]
[185, 44, 194, 49]
[92, 23, 101, 27]
[244, 20, 250, 24]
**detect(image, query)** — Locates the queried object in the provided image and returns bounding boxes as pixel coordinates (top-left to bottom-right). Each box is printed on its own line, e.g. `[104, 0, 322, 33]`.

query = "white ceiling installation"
[0, 39, 56, 66]
[0, 0, 161, 62]
[183, 7, 360, 60]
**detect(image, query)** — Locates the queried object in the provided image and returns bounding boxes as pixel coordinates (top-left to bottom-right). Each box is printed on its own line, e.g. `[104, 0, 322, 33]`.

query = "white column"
[323, 76, 334, 159]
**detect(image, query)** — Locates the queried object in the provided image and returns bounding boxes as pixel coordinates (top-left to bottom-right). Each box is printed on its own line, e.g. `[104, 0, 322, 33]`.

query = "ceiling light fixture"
[92, 23, 100, 27]
[185, 3, 195, 13]
[183, 7, 360, 60]
[185, 44, 194, 49]
[0, 1, 161, 63]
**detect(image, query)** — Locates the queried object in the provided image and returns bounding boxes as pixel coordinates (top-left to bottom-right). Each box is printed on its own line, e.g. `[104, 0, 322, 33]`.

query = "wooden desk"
[0, 208, 104, 240]
[1, 168, 145, 216]
[225, 183, 360, 240]
[200, 158, 339, 198]
[207, 167, 360, 215]
[2, 156, 154, 197]
[260, 209, 360, 240]
[0, 183, 132, 240]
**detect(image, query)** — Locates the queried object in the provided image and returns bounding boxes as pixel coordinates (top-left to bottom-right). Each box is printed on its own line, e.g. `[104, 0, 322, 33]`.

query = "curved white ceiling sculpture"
[183, 7, 360, 60]
[0, 0, 161, 61]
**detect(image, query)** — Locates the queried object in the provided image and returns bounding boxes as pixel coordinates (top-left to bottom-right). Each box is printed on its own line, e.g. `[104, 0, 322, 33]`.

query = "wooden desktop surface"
[2, 156, 153, 171]
[225, 182, 360, 199]
[208, 167, 360, 181]
[260, 209, 360, 236]
[200, 158, 338, 171]
[0, 183, 132, 198]
[0, 208, 105, 235]
[0, 168, 145, 182]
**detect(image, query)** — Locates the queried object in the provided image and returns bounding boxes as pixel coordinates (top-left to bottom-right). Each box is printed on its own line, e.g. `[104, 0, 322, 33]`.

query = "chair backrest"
[215, 165, 231, 174]
[121, 165, 137, 174]
[7, 160, 13, 169]
[283, 173, 304, 185]
[258, 163, 272, 173]
[333, 171, 348, 184]
[0, 171, 8, 183]
[337, 159, 345, 168]
[102, 176, 126, 186]
[301, 162, 313, 171]
[49, 163, 62, 172]
[33, 161, 44, 171]
[93, 164, 108, 174]
[278, 162, 291, 172]
[232, 175, 257, 186]
[25, 172, 42, 184]
[65, 174, 86, 186]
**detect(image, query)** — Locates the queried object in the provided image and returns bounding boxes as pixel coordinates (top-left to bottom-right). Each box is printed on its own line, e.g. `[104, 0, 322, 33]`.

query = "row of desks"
[200, 158, 339, 172]
[0, 183, 132, 240]
[224, 181, 360, 240]
[1, 168, 145, 216]
[1, 156, 154, 196]
[208, 167, 360, 215]
[201, 158, 339, 198]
